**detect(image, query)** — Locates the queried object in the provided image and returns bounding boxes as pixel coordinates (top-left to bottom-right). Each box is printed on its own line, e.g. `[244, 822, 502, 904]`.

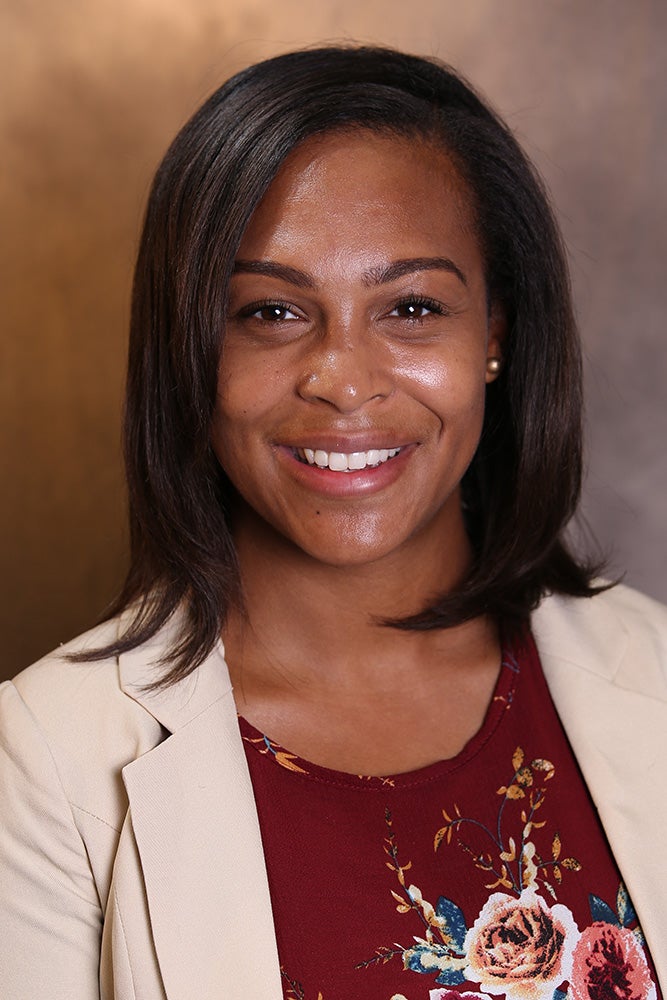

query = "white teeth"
[348, 452, 367, 470]
[328, 452, 348, 471]
[297, 447, 401, 472]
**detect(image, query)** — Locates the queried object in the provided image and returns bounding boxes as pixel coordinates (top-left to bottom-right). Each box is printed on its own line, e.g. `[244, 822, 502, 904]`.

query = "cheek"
[212, 361, 267, 442]
[210, 358, 291, 487]
[215, 346, 296, 418]
[209, 381, 251, 475]
[394, 349, 488, 428]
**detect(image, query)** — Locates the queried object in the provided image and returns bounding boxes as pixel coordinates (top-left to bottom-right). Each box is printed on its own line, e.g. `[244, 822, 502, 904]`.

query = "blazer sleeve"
[0, 680, 102, 999]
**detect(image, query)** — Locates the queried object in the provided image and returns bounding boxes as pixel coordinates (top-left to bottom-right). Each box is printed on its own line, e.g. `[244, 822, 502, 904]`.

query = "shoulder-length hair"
[87, 45, 602, 684]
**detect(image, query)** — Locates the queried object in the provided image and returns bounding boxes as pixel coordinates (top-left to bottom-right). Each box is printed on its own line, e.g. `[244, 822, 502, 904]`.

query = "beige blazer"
[1, 583, 666, 998]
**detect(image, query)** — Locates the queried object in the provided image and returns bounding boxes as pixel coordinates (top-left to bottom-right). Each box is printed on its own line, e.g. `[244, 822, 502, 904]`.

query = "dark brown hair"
[84, 45, 603, 683]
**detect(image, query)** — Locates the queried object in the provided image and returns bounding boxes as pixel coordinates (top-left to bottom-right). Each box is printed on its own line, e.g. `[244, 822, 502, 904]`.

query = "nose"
[296, 321, 394, 413]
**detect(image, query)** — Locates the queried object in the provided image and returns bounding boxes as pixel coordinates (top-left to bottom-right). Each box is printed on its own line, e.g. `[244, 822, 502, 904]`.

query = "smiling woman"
[1, 45, 666, 1000]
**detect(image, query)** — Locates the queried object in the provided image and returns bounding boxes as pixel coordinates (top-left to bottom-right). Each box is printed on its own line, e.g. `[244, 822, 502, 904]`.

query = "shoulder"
[536, 581, 667, 634]
[0, 618, 171, 982]
[1, 617, 165, 831]
[533, 582, 667, 697]
[535, 582, 667, 645]
[6, 616, 165, 753]
[1, 608, 234, 826]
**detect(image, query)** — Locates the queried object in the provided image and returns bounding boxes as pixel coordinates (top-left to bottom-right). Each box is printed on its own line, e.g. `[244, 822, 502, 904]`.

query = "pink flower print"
[570, 922, 657, 1000]
[464, 890, 580, 1000]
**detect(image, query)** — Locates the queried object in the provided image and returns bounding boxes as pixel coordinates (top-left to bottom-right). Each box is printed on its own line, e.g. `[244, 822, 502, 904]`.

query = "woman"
[1, 45, 666, 1000]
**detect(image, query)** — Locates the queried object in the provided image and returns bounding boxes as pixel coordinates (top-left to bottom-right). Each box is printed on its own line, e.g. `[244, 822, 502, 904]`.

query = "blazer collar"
[533, 590, 667, 983]
[117, 614, 283, 1000]
[118, 609, 233, 733]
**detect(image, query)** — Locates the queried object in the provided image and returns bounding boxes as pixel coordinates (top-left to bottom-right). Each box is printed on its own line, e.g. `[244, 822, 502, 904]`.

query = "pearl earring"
[486, 357, 502, 376]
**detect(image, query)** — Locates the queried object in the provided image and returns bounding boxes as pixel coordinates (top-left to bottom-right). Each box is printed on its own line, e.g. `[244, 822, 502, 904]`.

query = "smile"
[295, 447, 402, 472]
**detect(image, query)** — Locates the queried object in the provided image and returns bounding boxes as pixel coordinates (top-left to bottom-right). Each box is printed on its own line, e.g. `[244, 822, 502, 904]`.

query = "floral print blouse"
[240, 631, 661, 1000]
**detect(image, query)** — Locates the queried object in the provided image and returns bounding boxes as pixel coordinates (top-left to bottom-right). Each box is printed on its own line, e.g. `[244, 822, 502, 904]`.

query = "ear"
[485, 302, 507, 384]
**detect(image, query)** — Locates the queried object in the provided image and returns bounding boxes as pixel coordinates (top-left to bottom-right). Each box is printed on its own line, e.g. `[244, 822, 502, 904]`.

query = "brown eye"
[257, 305, 295, 321]
[394, 302, 429, 319]
[239, 301, 301, 322]
[389, 297, 445, 320]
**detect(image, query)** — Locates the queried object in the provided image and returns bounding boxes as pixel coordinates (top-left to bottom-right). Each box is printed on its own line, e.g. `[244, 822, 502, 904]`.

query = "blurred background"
[2, 0, 665, 680]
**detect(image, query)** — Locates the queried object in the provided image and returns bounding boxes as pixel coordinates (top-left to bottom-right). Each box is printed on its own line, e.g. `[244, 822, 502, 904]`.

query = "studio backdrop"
[2, 0, 665, 679]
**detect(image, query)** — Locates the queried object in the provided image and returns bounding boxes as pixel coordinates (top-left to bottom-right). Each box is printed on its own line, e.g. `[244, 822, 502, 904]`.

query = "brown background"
[2, 0, 666, 680]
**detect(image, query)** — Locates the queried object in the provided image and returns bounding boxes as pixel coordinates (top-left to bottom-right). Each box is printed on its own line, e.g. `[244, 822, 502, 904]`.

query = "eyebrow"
[233, 260, 316, 288]
[232, 255, 467, 289]
[364, 256, 467, 288]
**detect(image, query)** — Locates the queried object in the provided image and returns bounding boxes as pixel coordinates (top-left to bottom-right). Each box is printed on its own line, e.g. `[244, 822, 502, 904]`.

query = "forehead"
[238, 128, 480, 258]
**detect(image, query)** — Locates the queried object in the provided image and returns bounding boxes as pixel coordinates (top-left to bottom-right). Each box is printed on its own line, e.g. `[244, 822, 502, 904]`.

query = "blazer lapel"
[117, 628, 283, 1000]
[534, 590, 667, 983]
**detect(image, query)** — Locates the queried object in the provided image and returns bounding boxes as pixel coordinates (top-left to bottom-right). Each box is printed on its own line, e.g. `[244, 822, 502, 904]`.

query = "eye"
[239, 300, 301, 322]
[388, 297, 447, 321]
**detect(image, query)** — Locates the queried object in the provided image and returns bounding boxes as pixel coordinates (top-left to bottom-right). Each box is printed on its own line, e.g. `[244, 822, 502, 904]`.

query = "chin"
[291, 520, 429, 572]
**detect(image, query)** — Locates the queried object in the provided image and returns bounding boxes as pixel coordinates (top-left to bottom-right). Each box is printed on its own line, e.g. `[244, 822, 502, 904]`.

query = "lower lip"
[277, 446, 414, 498]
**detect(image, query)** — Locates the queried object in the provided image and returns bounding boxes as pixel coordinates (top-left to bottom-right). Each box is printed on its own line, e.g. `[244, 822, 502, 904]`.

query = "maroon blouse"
[240, 632, 661, 1000]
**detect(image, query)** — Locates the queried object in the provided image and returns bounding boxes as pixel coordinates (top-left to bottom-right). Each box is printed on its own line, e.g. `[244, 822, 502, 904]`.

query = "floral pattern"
[570, 923, 657, 1000]
[281, 968, 324, 999]
[463, 890, 579, 998]
[243, 731, 309, 774]
[433, 746, 580, 898]
[429, 993, 494, 1000]
[353, 747, 658, 1000]
[244, 713, 660, 1000]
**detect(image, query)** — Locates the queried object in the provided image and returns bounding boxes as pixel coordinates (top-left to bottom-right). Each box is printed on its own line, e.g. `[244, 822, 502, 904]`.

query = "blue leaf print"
[435, 896, 467, 950]
[589, 893, 619, 926]
[404, 943, 462, 981]
[616, 883, 637, 927]
[553, 989, 568, 1000]
[435, 968, 466, 986]
[405, 945, 437, 975]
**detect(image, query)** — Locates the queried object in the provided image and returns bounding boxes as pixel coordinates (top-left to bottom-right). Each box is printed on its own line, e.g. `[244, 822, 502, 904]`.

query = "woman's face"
[211, 129, 503, 571]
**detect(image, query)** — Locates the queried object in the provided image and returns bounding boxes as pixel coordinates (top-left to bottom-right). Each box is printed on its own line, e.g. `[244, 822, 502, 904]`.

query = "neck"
[222, 503, 502, 774]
